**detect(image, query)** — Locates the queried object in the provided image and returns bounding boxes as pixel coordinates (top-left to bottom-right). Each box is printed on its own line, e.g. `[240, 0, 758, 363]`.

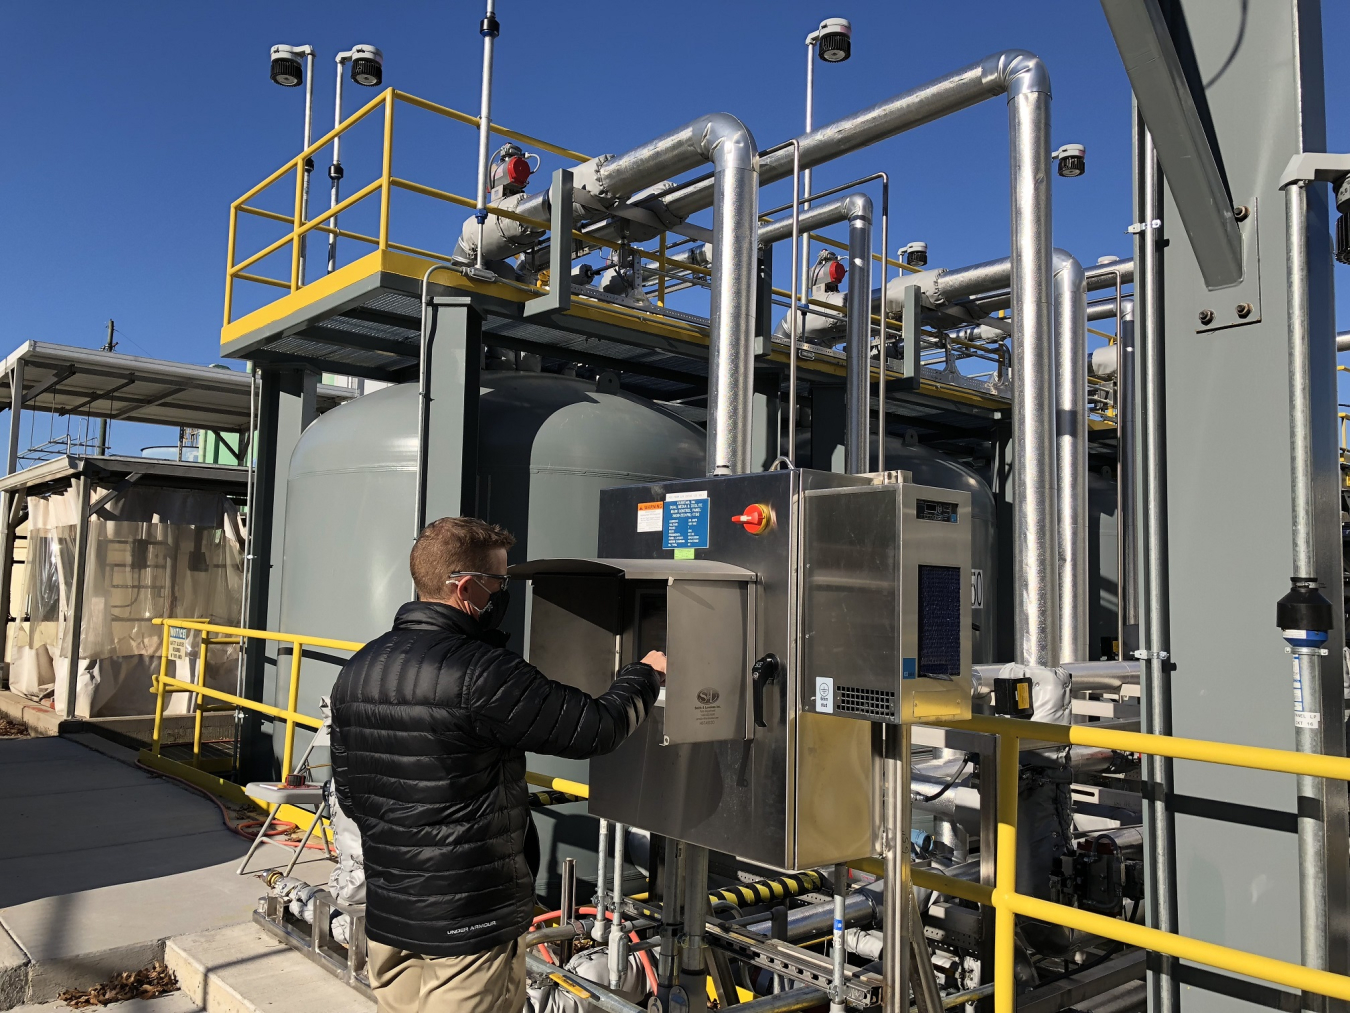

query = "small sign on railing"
[167, 626, 190, 662]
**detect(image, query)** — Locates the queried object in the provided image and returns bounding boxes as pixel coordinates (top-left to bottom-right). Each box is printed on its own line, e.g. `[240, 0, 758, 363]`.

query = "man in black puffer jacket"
[330, 516, 663, 1013]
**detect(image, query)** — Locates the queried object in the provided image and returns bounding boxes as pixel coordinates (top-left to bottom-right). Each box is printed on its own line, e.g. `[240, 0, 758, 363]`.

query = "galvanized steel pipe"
[1134, 120, 1179, 1013]
[761, 193, 874, 474]
[1283, 177, 1330, 1005]
[1054, 250, 1088, 662]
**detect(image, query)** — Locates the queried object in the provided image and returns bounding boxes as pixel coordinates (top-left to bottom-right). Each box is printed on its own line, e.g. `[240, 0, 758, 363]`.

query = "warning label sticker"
[168, 626, 190, 662]
[637, 501, 663, 532]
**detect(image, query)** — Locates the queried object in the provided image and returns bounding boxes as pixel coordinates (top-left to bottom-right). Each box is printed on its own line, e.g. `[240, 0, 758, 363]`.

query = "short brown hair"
[410, 516, 516, 599]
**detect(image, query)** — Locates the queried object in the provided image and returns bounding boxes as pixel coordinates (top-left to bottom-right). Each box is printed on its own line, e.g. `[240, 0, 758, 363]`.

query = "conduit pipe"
[759, 193, 874, 473]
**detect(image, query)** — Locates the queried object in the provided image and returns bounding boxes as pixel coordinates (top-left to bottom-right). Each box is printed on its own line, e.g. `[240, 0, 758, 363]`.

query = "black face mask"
[476, 588, 510, 631]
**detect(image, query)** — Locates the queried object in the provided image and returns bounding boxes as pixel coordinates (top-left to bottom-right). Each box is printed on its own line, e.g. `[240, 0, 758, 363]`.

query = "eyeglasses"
[445, 571, 510, 592]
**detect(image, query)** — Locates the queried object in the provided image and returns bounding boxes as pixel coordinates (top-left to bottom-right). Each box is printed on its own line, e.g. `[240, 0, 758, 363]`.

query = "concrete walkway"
[0, 733, 330, 1008]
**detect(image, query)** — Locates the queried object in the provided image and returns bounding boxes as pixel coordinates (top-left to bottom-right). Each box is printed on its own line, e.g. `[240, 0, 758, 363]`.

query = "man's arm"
[468, 652, 661, 758]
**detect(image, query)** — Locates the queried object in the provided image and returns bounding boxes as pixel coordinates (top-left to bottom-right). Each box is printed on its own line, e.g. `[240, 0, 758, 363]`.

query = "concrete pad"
[0, 925, 27, 1010]
[9, 992, 201, 1013]
[0, 734, 335, 1007]
[166, 923, 372, 1013]
[0, 693, 66, 738]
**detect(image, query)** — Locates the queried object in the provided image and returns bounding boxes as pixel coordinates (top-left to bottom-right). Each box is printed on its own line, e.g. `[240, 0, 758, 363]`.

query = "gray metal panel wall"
[1158, 2, 1345, 1008]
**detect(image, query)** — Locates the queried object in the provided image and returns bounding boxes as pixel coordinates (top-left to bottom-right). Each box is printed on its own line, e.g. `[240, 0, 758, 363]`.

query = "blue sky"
[1, 1, 1347, 454]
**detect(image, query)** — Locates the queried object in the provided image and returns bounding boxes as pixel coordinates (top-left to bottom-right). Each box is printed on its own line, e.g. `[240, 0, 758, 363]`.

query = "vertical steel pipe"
[830, 864, 848, 1013]
[1007, 85, 1057, 669]
[298, 49, 315, 286]
[845, 195, 874, 475]
[64, 473, 92, 720]
[561, 856, 577, 964]
[704, 126, 761, 475]
[609, 823, 628, 989]
[681, 844, 711, 1013]
[1283, 179, 1329, 1003]
[1134, 119, 1179, 1013]
[881, 725, 911, 1013]
[473, 2, 499, 270]
[327, 57, 346, 275]
[1117, 298, 1138, 646]
[1053, 250, 1088, 663]
[658, 841, 685, 999]
[594, 818, 610, 943]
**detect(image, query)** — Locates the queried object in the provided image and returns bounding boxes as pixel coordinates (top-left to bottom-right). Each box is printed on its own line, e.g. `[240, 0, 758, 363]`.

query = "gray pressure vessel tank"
[273, 372, 705, 896]
[276, 372, 705, 713]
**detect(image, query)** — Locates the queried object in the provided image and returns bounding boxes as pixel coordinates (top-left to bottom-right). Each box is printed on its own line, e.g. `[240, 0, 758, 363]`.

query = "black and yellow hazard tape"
[708, 870, 826, 908]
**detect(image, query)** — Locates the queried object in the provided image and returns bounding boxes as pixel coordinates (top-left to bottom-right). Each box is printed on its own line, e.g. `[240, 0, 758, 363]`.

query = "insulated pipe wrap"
[1008, 88, 1057, 668]
[662, 54, 1044, 222]
[1053, 250, 1088, 663]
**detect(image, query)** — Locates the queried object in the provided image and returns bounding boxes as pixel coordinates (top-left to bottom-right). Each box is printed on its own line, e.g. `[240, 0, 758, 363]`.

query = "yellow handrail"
[150, 618, 576, 799]
[223, 88, 594, 325]
[152, 615, 1350, 1001]
[915, 712, 1350, 1009]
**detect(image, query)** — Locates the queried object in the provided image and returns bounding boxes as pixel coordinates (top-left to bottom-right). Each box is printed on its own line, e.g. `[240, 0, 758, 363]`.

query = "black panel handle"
[752, 653, 782, 729]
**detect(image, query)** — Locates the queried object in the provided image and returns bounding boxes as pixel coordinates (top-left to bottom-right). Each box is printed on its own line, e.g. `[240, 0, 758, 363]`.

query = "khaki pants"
[367, 937, 525, 1013]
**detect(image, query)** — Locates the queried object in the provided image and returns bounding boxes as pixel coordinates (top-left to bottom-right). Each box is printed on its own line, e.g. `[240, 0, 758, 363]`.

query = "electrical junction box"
[511, 468, 972, 869]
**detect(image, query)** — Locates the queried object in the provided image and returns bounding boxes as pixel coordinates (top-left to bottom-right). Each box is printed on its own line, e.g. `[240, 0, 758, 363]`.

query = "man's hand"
[641, 651, 667, 675]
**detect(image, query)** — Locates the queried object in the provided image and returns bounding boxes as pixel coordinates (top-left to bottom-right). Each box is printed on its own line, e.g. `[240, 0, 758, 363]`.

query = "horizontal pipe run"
[742, 883, 882, 941]
[660, 51, 1051, 221]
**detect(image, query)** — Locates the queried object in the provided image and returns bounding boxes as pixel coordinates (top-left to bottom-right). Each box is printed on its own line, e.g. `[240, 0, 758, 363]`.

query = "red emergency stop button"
[732, 503, 772, 535]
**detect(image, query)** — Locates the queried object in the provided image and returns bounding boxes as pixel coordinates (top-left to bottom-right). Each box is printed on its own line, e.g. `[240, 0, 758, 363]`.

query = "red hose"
[137, 761, 328, 852]
[527, 905, 659, 994]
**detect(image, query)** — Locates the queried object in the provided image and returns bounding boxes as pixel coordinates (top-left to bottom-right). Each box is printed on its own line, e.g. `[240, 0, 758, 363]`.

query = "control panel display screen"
[915, 499, 959, 523]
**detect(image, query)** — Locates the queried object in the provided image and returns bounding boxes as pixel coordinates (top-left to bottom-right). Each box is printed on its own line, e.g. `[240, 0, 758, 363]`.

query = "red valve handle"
[731, 504, 771, 534]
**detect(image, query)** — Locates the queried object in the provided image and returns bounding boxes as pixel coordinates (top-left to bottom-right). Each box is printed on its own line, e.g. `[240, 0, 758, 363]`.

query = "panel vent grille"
[835, 685, 896, 719]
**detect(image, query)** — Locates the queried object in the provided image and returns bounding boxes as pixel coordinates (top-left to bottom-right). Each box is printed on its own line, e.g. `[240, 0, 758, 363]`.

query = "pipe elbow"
[843, 192, 872, 222]
[698, 113, 759, 174]
[1052, 248, 1084, 285]
[982, 50, 1051, 100]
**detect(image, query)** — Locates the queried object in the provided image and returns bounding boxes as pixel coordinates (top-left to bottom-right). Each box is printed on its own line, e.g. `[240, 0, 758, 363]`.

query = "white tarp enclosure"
[9, 482, 244, 717]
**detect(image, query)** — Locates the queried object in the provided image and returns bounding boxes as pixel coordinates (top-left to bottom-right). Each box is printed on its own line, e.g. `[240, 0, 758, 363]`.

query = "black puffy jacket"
[329, 601, 660, 957]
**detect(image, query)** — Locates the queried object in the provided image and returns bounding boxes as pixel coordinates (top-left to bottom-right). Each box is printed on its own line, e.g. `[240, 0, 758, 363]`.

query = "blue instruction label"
[902, 657, 917, 680]
[663, 491, 710, 550]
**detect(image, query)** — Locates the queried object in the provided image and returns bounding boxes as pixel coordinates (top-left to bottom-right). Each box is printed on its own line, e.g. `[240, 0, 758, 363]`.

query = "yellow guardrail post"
[224, 205, 239, 326]
[379, 90, 395, 252]
[193, 628, 210, 763]
[281, 642, 304, 778]
[657, 232, 667, 307]
[152, 622, 170, 755]
[289, 154, 305, 292]
[992, 731, 1020, 1013]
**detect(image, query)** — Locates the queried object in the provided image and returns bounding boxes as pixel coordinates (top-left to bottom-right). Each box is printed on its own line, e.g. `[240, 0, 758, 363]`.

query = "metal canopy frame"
[0, 342, 354, 434]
